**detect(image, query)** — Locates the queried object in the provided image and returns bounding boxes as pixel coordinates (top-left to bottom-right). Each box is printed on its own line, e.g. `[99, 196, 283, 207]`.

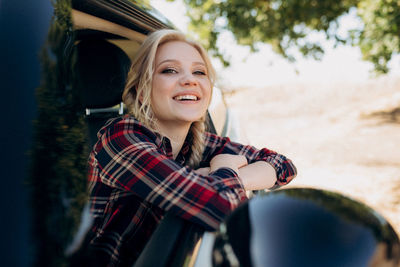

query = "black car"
[68, 1, 239, 266]
[2, 0, 399, 266]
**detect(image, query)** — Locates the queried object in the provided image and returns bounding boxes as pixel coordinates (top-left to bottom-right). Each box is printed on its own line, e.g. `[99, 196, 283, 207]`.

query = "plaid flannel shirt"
[86, 115, 296, 266]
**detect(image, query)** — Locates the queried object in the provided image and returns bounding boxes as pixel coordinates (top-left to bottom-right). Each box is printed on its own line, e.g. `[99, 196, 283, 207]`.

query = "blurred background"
[2, 0, 399, 266]
[151, 0, 400, 236]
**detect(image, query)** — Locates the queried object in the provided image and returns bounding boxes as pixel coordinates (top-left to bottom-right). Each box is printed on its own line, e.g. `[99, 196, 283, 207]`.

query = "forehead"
[155, 41, 205, 65]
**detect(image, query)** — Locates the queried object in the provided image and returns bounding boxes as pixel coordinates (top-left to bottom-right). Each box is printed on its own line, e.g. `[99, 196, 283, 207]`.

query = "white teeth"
[174, 95, 198, 101]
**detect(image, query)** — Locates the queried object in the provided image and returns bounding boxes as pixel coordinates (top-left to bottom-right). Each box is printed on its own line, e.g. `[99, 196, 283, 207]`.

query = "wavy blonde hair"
[122, 29, 216, 168]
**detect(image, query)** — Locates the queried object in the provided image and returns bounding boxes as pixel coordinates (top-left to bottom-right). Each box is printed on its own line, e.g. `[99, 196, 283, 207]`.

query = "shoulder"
[204, 131, 228, 143]
[204, 131, 236, 147]
[203, 131, 234, 155]
[99, 115, 154, 135]
[95, 115, 159, 149]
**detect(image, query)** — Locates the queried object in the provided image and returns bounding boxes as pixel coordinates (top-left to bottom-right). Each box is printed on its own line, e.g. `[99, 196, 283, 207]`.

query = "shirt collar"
[157, 132, 192, 164]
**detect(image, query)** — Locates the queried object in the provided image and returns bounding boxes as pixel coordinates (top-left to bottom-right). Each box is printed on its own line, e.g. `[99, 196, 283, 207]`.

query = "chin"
[176, 115, 204, 124]
[177, 111, 206, 123]
[183, 117, 204, 124]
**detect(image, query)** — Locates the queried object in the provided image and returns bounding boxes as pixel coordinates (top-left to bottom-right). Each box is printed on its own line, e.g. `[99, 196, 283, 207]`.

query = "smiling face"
[151, 41, 212, 130]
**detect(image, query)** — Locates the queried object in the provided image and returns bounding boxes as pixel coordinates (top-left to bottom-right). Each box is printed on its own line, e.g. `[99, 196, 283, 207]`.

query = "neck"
[156, 121, 191, 159]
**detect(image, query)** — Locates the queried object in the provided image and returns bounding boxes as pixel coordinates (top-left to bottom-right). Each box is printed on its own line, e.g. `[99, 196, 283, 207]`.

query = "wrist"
[210, 167, 239, 178]
[210, 164, 239, 174]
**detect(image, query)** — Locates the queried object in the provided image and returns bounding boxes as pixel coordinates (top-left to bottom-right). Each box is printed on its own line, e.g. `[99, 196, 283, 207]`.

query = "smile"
[173, 94, 199, 101]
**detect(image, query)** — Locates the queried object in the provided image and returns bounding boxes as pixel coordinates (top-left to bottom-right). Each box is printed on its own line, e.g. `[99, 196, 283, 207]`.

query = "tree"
[177, 0, 400, 74]
[29, 0, 88, 265]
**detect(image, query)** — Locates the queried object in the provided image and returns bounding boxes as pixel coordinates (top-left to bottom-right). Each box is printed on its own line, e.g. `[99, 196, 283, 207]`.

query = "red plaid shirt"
[86, 115, 296, 266]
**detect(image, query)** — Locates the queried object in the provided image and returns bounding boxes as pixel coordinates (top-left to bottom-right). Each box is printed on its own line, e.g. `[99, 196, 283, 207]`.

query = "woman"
[86, 29, 296, 266]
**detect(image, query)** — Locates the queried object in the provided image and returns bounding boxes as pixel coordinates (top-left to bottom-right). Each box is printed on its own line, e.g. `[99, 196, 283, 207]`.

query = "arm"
[207, 153, 277, 190]
[203, 132, 297, 188]
[238, 161, 277, 190]
[92, 118, 247, 230]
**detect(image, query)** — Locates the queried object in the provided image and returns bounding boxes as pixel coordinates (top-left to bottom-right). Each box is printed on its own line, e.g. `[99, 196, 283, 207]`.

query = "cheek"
[151, 77, 169, 104]
[151, 77, 161, 95]
[202, 81, 212, 104]
[150, 89, 163, 111]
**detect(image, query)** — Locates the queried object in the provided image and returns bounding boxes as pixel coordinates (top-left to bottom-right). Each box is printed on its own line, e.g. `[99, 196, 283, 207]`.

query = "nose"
[179, 72, 198, 87]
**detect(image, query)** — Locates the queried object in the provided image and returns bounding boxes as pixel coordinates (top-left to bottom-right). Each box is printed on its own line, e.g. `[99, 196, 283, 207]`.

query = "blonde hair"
[123, 29, 216, 168]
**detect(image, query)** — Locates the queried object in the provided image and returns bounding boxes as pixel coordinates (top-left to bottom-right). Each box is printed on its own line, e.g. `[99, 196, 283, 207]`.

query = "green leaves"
[357, 0, 400, 73]
[179, 0, 399, 74]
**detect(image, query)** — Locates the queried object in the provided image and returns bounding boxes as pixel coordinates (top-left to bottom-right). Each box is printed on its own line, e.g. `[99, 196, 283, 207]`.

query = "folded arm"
[206, 154, 278, 190]
[92, 123, 248, 230]
[238, 161, 277, 190]
[203, 132, 297, 189]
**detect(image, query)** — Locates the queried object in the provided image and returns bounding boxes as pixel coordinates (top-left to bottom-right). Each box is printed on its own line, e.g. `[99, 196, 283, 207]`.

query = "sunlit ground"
[225, 75, 400, 235]
[150, 0, 400, 238]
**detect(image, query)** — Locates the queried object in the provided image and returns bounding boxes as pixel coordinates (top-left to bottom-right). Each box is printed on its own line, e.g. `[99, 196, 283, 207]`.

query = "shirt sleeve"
[202, 132, 297, 187]
[92, 121, 248, 230]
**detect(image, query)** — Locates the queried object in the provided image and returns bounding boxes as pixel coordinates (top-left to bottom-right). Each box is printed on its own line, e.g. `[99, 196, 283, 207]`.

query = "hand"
[210, 154, 248, 173]
[194, 167, 211, 176]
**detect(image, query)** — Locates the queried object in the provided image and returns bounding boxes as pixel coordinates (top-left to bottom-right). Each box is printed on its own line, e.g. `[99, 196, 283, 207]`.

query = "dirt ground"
[224, 75, 400, 235]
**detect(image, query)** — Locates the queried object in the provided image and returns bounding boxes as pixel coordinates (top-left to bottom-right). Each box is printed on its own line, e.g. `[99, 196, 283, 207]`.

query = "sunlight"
[151, 0, 400, 236]
[150, 0, 399, 88]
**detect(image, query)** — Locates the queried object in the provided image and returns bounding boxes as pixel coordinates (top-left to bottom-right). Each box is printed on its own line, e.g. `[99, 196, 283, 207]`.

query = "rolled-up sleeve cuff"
[209, 167, 245, 191]
[274, 161, 297, 186]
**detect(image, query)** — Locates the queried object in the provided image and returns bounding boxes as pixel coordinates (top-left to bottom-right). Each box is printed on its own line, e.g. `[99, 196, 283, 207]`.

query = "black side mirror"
[213, 188, 400, 267]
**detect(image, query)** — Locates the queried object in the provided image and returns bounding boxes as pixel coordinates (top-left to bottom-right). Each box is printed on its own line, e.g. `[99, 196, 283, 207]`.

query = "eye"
[161, 68, 177, 74]
[193, 70, 206, 75]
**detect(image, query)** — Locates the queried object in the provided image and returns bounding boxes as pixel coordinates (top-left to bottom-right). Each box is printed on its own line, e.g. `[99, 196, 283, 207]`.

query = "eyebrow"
[157, 59, 206, 67]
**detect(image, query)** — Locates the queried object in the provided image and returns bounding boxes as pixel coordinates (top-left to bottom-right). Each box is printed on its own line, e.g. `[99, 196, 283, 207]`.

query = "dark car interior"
[69, 1, 217, 264]
[72, 36, 207, 266]
[5, 0, 400, 265]
[74, 39, 130, 148]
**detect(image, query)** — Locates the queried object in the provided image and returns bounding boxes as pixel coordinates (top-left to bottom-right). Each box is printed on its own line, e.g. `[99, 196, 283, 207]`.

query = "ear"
[138, 91, 144, 104]
[133, 86, 143, 104]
